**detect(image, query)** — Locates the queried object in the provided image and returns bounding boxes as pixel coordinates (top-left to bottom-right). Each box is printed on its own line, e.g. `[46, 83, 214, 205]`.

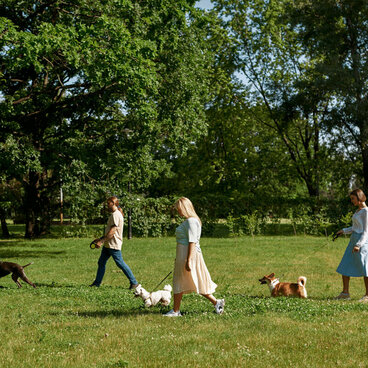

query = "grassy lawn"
[1, 232, 368, 368]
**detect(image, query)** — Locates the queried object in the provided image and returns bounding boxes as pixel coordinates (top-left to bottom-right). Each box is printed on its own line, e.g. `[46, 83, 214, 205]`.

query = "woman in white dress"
[335, 189, 368, 301]
[164, 197, 225, 316]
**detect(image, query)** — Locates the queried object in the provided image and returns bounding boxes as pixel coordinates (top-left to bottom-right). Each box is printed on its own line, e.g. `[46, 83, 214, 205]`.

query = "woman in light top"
[164, 197, 224, 316]
[335, 189, 368, 301]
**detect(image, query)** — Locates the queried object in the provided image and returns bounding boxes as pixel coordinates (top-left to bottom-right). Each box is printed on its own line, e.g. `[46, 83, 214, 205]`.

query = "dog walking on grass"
[259, 273, 307, 298]
[0, 261, 36, 288]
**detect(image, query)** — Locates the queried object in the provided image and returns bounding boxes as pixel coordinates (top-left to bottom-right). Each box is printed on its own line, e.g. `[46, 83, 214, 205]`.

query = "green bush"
[126, 196, 178, 237]
[225, 211, 267, 236]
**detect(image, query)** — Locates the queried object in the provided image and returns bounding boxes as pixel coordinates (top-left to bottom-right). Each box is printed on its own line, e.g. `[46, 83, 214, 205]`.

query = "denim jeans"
[93, 246, 138, 286]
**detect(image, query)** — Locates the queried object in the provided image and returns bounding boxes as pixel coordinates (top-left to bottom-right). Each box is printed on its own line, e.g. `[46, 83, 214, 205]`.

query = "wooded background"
[1, 0, 366, 237]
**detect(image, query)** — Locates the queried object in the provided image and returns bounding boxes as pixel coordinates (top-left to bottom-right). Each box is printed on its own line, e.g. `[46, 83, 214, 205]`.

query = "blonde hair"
[175, 197, 201, 225]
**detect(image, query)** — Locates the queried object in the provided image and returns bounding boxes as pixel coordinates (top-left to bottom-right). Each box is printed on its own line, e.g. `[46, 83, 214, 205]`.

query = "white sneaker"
[359, 295, 368, 303]
[215, 299, 225, 314]
[163, 309, 182, 317]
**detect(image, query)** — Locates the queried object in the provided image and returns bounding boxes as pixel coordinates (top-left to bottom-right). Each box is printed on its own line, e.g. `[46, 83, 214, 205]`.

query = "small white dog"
[134, 284, 172, 307]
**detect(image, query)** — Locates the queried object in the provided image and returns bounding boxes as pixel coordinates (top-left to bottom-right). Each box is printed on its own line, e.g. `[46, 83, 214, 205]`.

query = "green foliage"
[209, 0, 356, 199]
[0, 0, 214, 237]
[286, 0, 368, 188]
[126, 196, 177, 237]
[226, 212, 267, 237]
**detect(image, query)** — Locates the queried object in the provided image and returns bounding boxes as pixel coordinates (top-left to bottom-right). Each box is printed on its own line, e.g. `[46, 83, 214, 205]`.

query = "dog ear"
[268, 273, 275, 278]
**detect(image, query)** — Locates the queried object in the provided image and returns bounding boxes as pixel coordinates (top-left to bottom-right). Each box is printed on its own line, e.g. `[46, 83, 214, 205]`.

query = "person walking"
[164, 197, 224, 317]
[335, 188, 368, 301]
[90, 196, 139, 289]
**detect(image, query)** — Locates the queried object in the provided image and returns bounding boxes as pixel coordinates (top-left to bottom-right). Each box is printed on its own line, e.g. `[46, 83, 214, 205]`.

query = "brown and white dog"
[259, 273, 307, 298]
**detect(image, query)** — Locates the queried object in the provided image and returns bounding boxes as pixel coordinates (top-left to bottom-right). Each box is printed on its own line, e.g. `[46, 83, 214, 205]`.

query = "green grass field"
[1, 232, 368, 368]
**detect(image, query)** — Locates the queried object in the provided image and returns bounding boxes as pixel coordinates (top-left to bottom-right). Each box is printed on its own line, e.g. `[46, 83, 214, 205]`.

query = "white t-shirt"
[343, 207, 368, 248]
[104, 210, 124, 250]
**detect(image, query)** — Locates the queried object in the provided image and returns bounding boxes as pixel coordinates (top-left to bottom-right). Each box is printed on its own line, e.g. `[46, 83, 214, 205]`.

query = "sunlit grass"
[0, 234, 367, 367]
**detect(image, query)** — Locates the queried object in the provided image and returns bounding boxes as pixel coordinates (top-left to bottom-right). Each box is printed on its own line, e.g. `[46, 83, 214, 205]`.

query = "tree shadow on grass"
[64, 308, 165, 318]
[35, 282, 77, 288]
[0, 249, 66, 259]
[0, 241, 49, 248]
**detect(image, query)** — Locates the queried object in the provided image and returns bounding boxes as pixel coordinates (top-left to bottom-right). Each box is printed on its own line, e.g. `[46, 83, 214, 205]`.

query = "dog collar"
[270, 279, 280, 287]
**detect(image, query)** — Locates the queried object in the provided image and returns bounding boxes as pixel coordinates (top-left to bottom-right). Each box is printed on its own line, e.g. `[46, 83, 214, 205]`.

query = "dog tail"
[22, 262, 34, 268]
[298, 276, 307, 287]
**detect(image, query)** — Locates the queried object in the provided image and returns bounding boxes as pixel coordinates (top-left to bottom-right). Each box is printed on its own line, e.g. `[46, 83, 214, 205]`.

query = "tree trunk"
[23, 170, 53, 238]
[0, 207, 10, 238]
[362, 144, 368, 194]
[24, 171, 41, 238]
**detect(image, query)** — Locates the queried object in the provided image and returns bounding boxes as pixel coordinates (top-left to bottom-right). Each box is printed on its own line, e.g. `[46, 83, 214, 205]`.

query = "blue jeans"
[93, 247, 138, 286]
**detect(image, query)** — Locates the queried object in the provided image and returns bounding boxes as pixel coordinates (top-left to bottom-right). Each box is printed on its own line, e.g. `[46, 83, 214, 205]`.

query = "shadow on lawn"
[0, 244, 66, 259]
[72, 308, 164, 318]
[0, 241, 49, 248]
[35, 282, 77, 288]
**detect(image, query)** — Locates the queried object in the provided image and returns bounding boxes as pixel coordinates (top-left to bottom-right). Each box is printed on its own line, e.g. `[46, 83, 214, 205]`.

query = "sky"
[196, 0, 214, 10]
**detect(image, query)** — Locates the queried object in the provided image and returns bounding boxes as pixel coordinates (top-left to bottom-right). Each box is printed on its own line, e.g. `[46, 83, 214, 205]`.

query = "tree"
[289, 0, 368, 191]
[213, 0, 337, 199]
[0, 0, 213, 236]
[151, 11, 307, 218]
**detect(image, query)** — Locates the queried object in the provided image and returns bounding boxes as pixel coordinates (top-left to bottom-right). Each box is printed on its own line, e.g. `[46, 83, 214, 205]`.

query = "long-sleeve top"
[343, 207, 368, 248]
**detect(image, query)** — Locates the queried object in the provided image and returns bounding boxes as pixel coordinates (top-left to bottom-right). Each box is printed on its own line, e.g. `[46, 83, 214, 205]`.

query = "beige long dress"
[173, 217, 217, 295]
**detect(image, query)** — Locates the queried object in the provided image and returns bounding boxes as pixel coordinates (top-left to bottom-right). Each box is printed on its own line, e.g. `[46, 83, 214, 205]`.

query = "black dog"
[0, 261, 36, 288]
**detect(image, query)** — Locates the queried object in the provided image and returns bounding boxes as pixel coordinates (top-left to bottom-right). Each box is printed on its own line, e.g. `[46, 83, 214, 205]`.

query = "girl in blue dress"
[336, 189, 368, 301]
[163, 197, 224, 316]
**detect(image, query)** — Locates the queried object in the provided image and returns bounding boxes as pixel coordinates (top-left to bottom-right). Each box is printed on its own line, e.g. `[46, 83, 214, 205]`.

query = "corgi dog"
[259, 273, 307, 298]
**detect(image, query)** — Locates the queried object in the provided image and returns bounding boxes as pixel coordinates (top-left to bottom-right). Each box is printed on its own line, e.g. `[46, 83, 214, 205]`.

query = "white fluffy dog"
[134, 284, 172, 307]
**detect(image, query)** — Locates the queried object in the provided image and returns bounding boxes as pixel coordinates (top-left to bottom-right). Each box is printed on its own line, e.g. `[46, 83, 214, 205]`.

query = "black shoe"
[89, 283, 99, 287]
[129, 283, 139, 290]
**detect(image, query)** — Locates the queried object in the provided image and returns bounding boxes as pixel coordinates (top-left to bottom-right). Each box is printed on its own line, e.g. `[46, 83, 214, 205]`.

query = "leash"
[332, 232, 342, 241]
[277, 233, 338, 280]
[152, 271, 172, 291]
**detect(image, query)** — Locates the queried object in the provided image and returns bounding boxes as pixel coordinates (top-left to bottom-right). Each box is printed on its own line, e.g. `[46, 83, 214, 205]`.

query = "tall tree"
[151, 10, 307, 217]
[213, 0, 335, 199]
[289, 0, 368, 191]
[0, 0, 213, 236]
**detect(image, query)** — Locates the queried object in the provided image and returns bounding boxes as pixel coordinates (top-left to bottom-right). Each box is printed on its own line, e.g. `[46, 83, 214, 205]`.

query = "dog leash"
[152, 271, 172, 291]
[277, 234, 336, 280]
[332, 232, 342, 241]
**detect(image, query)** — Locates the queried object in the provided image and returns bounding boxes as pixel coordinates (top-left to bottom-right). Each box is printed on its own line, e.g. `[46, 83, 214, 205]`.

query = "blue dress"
[336, 208, 368, 277]
[336, 232, 368, 276]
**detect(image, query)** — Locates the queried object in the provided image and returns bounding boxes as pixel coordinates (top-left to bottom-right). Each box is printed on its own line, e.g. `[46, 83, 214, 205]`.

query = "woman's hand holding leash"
[332, 230, 344, 241]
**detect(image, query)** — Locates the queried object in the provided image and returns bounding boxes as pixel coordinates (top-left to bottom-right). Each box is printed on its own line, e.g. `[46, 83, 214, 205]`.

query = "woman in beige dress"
[164, 197, 225, 317]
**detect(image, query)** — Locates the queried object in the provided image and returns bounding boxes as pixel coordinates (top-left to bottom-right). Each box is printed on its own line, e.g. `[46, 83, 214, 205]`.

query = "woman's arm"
[341, 226, 353, 235]
[186, 242, 196, 271]
[354, 210, 368, 251]
[186, 218, 200, 271]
